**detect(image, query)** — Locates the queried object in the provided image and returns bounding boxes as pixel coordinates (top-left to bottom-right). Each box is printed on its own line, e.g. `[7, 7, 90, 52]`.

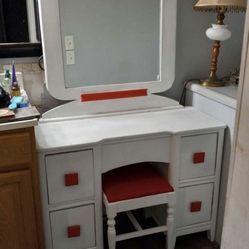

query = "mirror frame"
[39, 0, 176, 100]
[0, 0, 42, 58]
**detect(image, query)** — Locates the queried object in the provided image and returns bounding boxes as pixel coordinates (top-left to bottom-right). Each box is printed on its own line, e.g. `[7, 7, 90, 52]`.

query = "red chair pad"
[102, 164, 174, 203]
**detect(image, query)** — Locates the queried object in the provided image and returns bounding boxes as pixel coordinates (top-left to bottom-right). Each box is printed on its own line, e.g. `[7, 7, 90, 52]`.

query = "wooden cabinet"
[0, 127, 43, 249]
[0, 171, 38, 249]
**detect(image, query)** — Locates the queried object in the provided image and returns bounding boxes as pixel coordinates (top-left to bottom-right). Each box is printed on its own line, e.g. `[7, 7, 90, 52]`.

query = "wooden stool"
[102, 164, 176, 249]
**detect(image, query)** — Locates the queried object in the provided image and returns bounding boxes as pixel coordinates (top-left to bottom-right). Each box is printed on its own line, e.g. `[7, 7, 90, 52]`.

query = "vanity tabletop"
[0, 106, 40, 132]
[35, 107, 226, 152]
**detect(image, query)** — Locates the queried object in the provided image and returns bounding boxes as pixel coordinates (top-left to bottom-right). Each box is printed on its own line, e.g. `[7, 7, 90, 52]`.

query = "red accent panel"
[64, 173, 79, 186]
[67, 225, 81, 238]
[80, 89, 148, 102]
[102, 163, 174, 203]
[193, 152, 205, 164]
[190, 201, 202, 212]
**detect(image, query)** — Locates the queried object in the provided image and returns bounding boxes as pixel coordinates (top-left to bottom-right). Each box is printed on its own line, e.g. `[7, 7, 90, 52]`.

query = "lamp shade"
[194, 0, 247, 11]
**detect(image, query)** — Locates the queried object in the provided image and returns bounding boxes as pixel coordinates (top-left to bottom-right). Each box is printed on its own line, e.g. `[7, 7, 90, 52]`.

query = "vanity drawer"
[102, 136, 170, 173]
[176, 183, 213, 227]
[45, 150, 94, 204]
[179, 133, 217, 180]
[50, 205, 96, 249]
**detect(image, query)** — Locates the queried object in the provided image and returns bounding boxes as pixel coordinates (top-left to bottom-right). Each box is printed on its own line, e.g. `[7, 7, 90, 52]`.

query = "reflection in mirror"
[0, 0, 42, 57]
[60, 0, 160, 88]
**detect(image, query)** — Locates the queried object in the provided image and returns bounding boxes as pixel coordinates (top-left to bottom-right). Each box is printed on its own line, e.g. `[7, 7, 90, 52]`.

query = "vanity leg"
[207, 229, 215, 242]
[166, 203, 175, 249]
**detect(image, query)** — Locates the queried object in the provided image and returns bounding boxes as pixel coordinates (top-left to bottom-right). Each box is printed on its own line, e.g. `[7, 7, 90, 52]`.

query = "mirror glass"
[40, 0, 176, 100]
[59, 0, 160, 88]
[0, 0, 41, 57]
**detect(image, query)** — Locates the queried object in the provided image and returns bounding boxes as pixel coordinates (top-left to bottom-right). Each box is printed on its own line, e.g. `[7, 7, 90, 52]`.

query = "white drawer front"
[102, 137, 170, 173]
[180, 133, 217, 180]
[46, 150, 94, 204]
[50, 205, 95, 249]
[176, 183, 213, 227]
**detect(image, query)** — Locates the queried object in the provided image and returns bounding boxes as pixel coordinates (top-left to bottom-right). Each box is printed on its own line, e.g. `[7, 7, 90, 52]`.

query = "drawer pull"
[67, 225, 81, 238]
[190, 201, 202, 212]
[193, 152, 205, 164]
[64, 173, 79, 186]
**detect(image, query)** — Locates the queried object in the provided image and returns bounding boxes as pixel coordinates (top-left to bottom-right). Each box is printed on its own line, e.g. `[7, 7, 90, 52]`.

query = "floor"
[103, 212, 219, 249]
[113, 232, 219, 249]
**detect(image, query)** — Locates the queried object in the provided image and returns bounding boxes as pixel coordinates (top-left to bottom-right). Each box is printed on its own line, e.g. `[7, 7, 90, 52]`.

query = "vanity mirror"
[0, 0, 42, 58]
[39, 0, 176, 100]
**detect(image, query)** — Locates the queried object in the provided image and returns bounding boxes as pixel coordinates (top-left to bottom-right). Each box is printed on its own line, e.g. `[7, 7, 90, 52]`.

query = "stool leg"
[166, 203, 175, 249]
[107, 215, 116, 249]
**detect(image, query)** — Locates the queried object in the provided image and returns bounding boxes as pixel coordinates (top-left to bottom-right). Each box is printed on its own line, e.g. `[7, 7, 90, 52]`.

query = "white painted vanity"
[35, 97, 225, 249]
[185, 83, 238, 243]
[36, 0, 226, 248]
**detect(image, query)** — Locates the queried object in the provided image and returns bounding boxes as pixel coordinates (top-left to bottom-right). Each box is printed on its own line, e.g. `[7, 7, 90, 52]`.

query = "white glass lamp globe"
[206, 24, 232, 41]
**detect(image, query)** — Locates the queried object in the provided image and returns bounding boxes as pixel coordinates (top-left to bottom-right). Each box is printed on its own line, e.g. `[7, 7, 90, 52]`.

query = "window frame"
[0, 0, 42, 58]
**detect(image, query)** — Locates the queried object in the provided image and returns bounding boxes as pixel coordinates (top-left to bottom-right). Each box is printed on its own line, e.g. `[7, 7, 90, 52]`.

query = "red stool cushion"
[102, 164, 174, 203]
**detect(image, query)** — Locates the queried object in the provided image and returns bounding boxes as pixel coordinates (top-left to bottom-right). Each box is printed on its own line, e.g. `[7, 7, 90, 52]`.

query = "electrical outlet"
[65, 35, 74, 50]
[66, 51, 75, 65]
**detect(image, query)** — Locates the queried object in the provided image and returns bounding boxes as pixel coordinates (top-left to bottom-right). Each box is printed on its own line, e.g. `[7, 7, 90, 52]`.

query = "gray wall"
[164, 0, 245, 101]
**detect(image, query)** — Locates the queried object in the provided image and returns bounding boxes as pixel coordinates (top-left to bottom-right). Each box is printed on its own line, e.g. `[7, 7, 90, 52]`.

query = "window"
[0, 0, 42, 57]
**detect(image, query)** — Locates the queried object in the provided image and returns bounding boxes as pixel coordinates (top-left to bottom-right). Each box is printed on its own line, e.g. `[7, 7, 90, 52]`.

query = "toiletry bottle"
[11, 62, 21, 97]
[2, 69, 11, 93]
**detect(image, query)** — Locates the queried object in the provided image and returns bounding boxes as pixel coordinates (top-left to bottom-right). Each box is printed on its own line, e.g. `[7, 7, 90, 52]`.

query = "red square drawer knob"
[190, 201, 202, 212]
[64, 173, 79, 186]
[67, 225, 81, 238]
[193, 152, 205, 164]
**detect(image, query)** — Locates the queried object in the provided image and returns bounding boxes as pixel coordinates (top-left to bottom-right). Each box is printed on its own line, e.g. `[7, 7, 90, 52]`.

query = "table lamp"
[194, 0, 247, 87]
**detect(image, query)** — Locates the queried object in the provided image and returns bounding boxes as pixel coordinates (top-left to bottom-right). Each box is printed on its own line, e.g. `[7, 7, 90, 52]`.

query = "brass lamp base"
[199, 75, 225, 87]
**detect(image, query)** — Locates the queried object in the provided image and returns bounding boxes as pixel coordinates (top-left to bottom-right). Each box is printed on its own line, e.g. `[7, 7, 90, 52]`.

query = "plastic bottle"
[11, 62, 21, 97]
[2, 69, 11, 93]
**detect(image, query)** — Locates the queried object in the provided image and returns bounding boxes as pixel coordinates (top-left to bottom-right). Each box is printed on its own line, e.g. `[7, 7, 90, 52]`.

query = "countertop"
[0, 106, 40, 131]
[186, 83, 238, 109]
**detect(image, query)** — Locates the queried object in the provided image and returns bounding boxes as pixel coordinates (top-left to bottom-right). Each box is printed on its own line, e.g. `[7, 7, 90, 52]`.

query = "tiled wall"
[0, 62, 42, 74]
[0, 62, 44, 107]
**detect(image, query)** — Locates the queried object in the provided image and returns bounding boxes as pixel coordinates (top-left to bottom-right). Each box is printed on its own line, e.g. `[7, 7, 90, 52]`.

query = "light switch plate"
[65, 35, 74, 50]
[66, 51, 75, 65]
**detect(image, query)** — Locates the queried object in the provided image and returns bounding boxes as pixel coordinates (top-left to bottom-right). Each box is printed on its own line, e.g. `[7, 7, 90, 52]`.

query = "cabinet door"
[0, 131, 33, 171]
[0, 170, 39, 249]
